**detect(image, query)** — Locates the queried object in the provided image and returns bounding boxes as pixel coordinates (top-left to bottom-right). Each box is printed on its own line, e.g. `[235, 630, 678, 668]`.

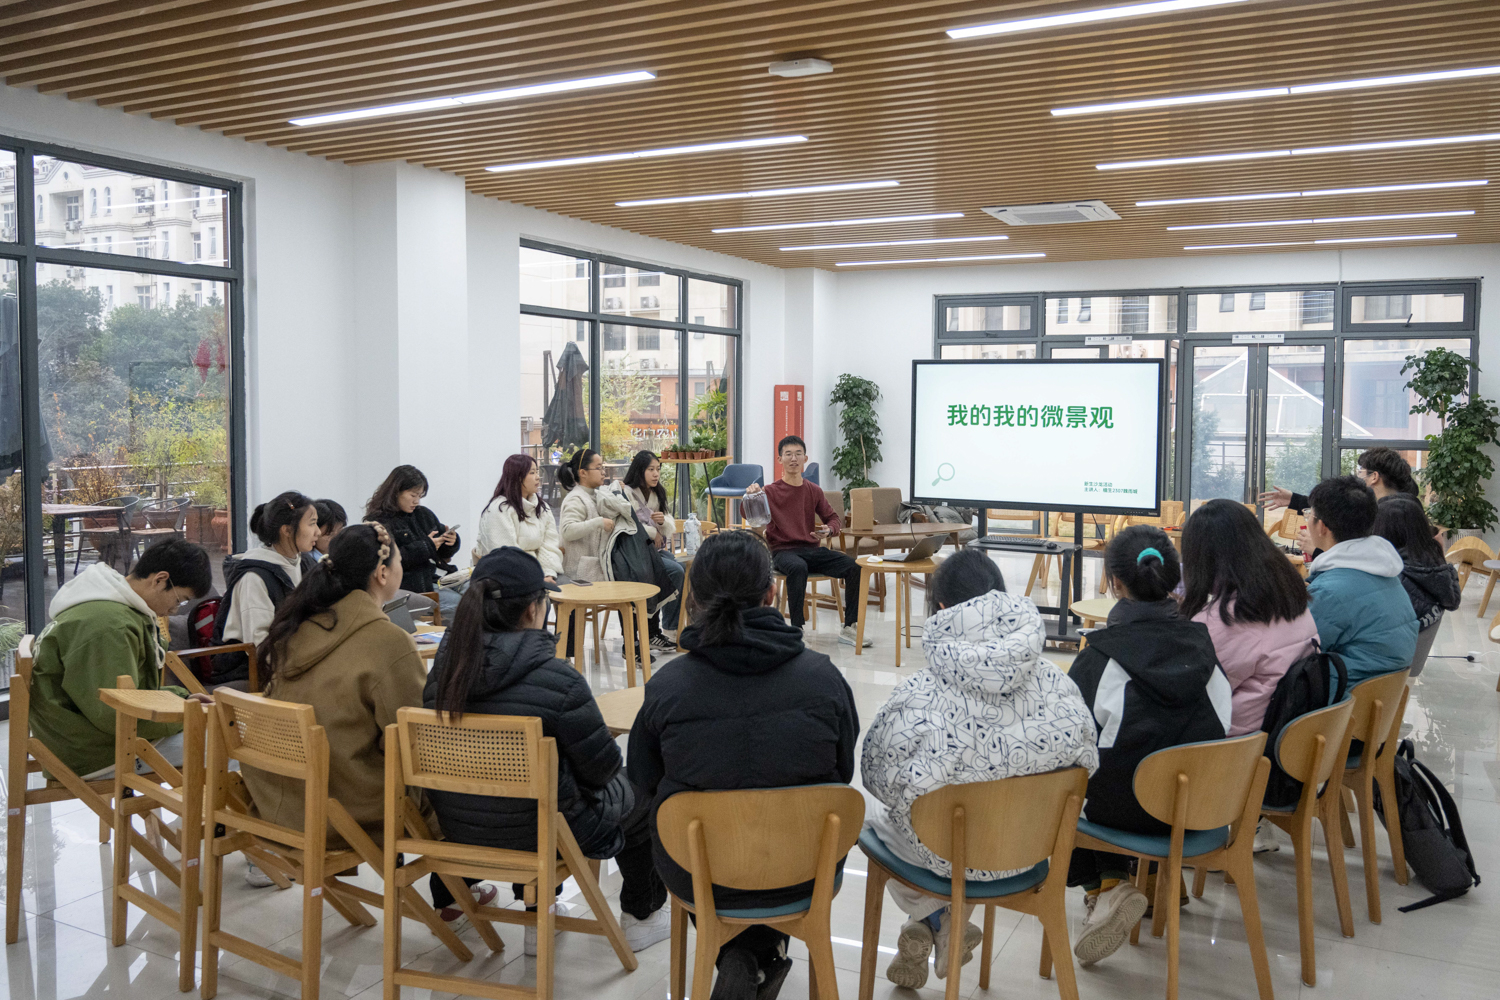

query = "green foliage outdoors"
[830, 374, 882, 499]
[1264, 435, 1324, 498]
[1189, 405, 1242, 502]
[1402, 347, 1500, 531]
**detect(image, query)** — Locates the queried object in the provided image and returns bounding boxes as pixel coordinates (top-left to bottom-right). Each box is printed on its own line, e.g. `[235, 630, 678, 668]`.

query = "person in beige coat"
[557, 448, 635, 582]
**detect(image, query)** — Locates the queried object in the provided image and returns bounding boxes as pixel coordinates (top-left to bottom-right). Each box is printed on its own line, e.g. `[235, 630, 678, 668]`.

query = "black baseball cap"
[472, 547, 562, 596]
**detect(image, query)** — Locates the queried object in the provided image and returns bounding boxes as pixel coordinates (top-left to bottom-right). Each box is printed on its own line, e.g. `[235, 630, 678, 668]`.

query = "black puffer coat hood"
[422, 628, 630, 857]
[1399, 554, 1462, 629]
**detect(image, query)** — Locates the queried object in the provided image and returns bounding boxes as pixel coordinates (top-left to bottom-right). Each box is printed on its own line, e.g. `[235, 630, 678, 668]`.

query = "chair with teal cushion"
[856, 768, 1090, 1000]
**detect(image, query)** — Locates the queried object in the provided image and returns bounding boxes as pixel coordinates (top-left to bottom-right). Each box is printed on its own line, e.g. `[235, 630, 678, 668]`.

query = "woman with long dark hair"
[1180, 499, 1318, 736]
[423, 547, 670, 955]
[1373, 495, 1460, 674]
[622, 450, 685, 650]
[628, 530, 859, 999]
[475, 454, 561, 578]
[365, 464, 460, 593]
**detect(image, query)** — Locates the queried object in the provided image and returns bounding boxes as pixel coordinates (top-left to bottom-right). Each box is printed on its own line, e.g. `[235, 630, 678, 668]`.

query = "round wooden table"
[854, 556, 939, 668]
[414, 626, 445, 662]
[553, 581, 660, 687]
[1068, 597, 1117, 629]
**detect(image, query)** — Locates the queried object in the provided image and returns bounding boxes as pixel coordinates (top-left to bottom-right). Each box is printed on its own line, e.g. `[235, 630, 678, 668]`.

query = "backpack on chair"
[1374, 740, 1480, 911]
[1260, 643, 1348, 808]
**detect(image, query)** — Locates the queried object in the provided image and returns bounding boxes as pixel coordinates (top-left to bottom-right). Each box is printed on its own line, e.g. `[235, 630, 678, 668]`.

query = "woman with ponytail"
[556, 448, 634, 583]
[627, 530, 859, 999]
[1062, 525, 1231, 969]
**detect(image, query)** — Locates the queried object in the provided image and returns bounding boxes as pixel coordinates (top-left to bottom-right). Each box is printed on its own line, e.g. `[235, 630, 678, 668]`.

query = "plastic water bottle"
[685, 512, 701, 555]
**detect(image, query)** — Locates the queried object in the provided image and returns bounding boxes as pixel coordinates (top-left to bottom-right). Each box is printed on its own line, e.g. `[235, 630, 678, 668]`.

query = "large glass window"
[1187, 289, 1335, 333]
[600, 323, 679, 470]
[1341, 338, 1471, 442]
[519, 314, 589, 510]
[0, 257, 29, 634]
[939, 343, 1035, 360]
[1349, 291, 1466, 326]
[519, 247, 590, 311]
[0, 151, 16, 243]
[601, 264, 679, 323]
[1045, 294, 1174, 335]
[688, 278, 736, 329]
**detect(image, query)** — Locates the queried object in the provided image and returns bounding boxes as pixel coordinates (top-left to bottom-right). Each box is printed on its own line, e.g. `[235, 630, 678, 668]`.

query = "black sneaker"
[711, 943, 759, 1000]
[757, 955, 793, 1000]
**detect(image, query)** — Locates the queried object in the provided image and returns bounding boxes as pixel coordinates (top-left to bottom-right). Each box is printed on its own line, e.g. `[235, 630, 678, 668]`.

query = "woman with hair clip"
[622, 449, 685, 651]
[556, 448, 633, 583]
[475, 454, 562, 578]
[422, 546, 671, 956]
[628, 530, 860, 1000]
[1063, 525, 1231, 969]
[1261, 445, 1420, 512]
[1373, 495, 1460, 676]
[365, 464, 460, 594]
[301, 498, 348, 574]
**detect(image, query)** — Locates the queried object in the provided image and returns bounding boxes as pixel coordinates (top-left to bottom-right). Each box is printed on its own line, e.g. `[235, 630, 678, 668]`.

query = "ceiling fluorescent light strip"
[1137, 179, 1488, 206]
[290, 70, 655, 127]
[780, 235, 1010, 251]
[1184, 241, 1313, 249]
[1167, 210, 1475, 231]
[948, 0, 1250, 39]
[1184, 233, 1458, 250]
[712, 212, 963, 234]
[1054, 63, 1500, 116]
[835, 253, 1046, 266]
[488, 135, 807, 174]
[1099, 132, 1500, 170]
[616, 180, 898, 207]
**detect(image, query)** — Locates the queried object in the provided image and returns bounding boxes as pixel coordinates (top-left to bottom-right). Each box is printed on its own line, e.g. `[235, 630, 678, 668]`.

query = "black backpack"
[1261, 644, 1348, 808]
[208, 557, 296, 685]
[1373, 740, 1480, 911]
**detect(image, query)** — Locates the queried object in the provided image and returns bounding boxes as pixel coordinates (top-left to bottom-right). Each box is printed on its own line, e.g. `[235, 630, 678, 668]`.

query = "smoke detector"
[982, 200, 1121, 225]
[769, 58, 833, 78]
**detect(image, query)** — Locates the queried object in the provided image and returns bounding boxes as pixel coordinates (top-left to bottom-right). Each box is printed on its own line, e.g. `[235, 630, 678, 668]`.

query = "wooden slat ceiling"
[6, 0, 1500, 269]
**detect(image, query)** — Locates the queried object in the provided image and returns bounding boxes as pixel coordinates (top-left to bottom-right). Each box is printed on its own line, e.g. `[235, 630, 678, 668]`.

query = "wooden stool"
[774, 573, 845, 631]
[853, 556, 938, 668]
[552, 580, 660, 686]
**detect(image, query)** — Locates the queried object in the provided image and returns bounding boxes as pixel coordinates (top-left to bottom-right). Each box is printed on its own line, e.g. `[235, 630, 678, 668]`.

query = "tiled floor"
[4, 549, 1498, 1000]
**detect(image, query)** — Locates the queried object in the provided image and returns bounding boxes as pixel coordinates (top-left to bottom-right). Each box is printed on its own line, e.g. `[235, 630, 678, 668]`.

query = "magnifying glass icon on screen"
[932, 463, 955, 487]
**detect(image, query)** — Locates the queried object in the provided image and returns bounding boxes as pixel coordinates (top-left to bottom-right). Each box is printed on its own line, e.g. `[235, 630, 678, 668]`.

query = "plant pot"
[210, 508, 230, 551]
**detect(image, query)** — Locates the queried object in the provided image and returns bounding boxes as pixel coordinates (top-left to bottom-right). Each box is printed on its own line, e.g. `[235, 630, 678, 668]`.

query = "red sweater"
[764, 478, 843, 552]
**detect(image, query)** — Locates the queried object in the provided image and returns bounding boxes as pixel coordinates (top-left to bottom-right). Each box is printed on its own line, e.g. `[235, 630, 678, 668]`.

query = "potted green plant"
[830, 373, 883, 500]
[1401, 347, 1500, 533]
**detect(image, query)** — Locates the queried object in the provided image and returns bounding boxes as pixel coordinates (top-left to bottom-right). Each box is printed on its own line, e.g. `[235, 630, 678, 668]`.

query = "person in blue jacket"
[1304, 475, 1418, 692]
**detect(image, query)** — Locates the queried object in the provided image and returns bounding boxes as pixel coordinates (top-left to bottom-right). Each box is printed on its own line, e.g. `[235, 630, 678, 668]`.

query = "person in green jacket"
[30, 539, 214, 779]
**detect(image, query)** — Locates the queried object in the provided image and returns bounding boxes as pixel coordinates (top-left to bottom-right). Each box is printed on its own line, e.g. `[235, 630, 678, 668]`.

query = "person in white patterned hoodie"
[861, 549, 1099, 989]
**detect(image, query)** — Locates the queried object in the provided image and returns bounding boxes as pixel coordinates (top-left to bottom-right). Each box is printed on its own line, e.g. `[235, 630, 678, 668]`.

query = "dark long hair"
[688, 530, 773, 646]
[490, 454, 546, 522]
[1179, 499, 1309, 625]
[556, 449, 600, 491]
[623, 450, 668, 512]
[1359, 447, 1420, 498]
[250, 491, 314, 548]
[258, 523, 396, 690]
[1373, 495, 1444, 566]
[432, 574, 549, 722]
[365, 464, 429, 520]
[1105, 524, 1180, 603]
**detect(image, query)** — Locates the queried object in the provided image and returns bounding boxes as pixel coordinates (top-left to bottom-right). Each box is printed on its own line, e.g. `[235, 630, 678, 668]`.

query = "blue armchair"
[804, 462, 820, 485]
[706, 464, 765, 525]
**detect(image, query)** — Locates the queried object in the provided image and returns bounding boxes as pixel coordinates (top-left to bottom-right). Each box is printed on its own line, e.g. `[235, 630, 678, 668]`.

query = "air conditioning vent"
[982, 200, 1121, 226]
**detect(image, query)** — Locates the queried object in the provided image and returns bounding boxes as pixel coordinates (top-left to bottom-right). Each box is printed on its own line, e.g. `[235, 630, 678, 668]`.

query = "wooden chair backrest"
[1446, 535, 1496, 566]
[1276, 509, 1306, 541]
[1134, 732, 1269, 831]
[987, 510, 1044, 536]
[9, 635, 35, 755]
[910, 768, 1089, 873]
[211, 687, 318, 781]
[848, 488, 903, 531]
[656, 785, 864, 891]
[1274, 699, 1356, 785]
[395, 708, 550, 801]
[1342, 670, 1410, 760]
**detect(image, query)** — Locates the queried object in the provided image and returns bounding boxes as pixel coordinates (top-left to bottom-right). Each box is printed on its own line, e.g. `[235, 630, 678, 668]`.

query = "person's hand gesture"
[651, 510, 666, 526]
[744, 483, 763, 496]
[1258, 486, 1294, 510]
[439, 528, 457, 547]
[428, 529, 444, 548]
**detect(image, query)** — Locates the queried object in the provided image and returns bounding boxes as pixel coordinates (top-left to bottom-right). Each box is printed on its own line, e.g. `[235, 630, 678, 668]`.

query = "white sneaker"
[620, 907, 671, 951]
[1073, 883, 1148, 966]
[244, 860, 275, 888]
[931, 909, 982, 979]
[885, 919, 933, 989]
[524, 900, 572, 957]
[1253, 818, 1280, 854]
[838, 625, 872, 647]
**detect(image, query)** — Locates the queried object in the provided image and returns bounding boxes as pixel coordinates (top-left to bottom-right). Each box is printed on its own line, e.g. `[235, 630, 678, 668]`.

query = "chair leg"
[1320, 793, 1355, 938]
[201, 839, 224, 1000]
[300, 873, 325, 1000]
[1290, 814, 1317, 986]
[4, 792, 23, 944]
[1227, 852, 1275, 1000]
[980, 904, 995, 991]
[1163, 855, 1183, 1000]
[1339, 788, 1357, 848]
[1377, 756, 1408, 885]
[806, 932, 839, 1000]
[1191, 866, 1207, 898]
[1479, 569, 1498, 617]
[1352, 774, 1383, 923]
[1150, 863, 1169, 939]
[670, 898, 688, 1000]
[1041, 902, 1081, 1000]
[857, 865, 887, 1000]
[1129, 862, 1149, 946]
[691, 911, 717, 1000]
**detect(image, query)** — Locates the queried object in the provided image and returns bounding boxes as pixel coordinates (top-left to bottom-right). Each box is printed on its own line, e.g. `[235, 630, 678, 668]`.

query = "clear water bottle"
[684, 512, 701, 555]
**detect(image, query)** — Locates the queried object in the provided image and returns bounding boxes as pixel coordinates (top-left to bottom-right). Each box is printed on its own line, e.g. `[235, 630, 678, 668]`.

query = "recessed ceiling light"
[1137, 179, 1488, 206]
[948, 0, 1250, 39]
[780, 235, 1011, 251]
[290, 70, 655, 127]
[1098, 132, 1500, 170]
[1053, 63, 1500, 116]
[711, 212, 963, 234]
[836, 253, 1047, 266]
[616, 180, 897, 207]
[1167, 210, 1475, 231]
[487, 135, 807, 174]
[1183, 241, 1313, 250]
[1184, 233, 1458, 250]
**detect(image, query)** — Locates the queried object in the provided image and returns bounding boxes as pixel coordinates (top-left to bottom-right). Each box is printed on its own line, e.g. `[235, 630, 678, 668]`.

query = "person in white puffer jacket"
[475, 454, 563, 579]
[861, 549, 1099, 990]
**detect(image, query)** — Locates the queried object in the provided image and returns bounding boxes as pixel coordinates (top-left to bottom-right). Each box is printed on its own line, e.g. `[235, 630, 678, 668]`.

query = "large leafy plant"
[1401, 347, 1500, 531]
[829, 374, 882, 497]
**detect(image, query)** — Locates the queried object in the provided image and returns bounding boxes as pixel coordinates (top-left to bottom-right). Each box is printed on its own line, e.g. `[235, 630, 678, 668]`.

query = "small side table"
[553, 581, 660, 687]
[854, 556, 938, 669]
[1068, 597, 1117, 629]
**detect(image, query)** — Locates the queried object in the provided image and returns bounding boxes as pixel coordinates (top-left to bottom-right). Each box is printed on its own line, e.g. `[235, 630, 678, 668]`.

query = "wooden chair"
[1487, 609, 1500, 691]
[774, 573, 845, 631]
[1159, 500, 1186, 528]
[1026, 512, 1110, 598]
[658, 785, 865, 1000]
[155, 612, 263, 693]
[418, 591, 443, 627]
[381, 709, 636, 1000]
[856, 768, 1089, 1000]
[1336, 670, 1411, 923]
[128, 497, 192, 563]
[5, 637, 210, 944]
[1445, 536, 1499, 612]
[1258, 698, 1357, 986]
[1073, 734, 1274, 1000]
[101, 678, 207, 993]
[201, 689, 472, 1000]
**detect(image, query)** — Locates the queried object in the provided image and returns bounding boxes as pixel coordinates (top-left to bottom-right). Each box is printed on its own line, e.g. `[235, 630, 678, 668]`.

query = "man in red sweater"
[745, 436, 871, 646]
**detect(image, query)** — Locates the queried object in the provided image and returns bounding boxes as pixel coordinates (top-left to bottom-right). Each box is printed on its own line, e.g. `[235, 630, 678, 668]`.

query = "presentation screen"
[910, 358, 1165, 516]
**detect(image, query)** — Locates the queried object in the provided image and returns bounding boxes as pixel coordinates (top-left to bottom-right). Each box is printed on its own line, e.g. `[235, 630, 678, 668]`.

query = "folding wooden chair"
[774, 573, 844, 631]
[857, 768, 1089, 1000]
[201, 689, 471, 1000]
[1073, 734, 1274, 1000]
[156, 613, 262, 693]
[381, 709, 637, 999]
[658, 785, 864, 1000]
[1336, 670, 1411, 923]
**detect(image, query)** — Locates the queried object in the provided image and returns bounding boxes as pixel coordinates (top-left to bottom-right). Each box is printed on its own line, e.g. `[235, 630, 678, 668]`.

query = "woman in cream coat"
[476, 454, 562, 578]
[557, 449, 635, 582]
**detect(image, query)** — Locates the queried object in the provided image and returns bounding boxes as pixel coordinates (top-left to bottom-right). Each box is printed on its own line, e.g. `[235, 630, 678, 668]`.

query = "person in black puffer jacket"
[1373, 495, 1461, 677]
[365, 464, 460, 594]
[628, 529, 860, 1000]
[423, 546, 670, 955]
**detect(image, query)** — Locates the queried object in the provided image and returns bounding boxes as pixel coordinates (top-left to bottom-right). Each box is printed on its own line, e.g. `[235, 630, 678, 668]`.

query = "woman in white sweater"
[556, 448, 634, 582]
[476, 454, 562, 579]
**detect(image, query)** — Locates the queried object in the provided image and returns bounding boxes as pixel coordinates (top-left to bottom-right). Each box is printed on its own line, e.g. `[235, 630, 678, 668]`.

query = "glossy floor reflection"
[3, 549, 1497, 1000]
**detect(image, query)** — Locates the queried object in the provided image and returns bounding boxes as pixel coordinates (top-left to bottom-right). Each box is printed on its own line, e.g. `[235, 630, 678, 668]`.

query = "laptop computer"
[383, 595, 418, 633]
[870, 532, 947, 564]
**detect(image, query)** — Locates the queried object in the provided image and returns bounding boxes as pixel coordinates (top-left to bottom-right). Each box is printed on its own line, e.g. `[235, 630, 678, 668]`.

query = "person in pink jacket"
[1179, 499, 1319, 737]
